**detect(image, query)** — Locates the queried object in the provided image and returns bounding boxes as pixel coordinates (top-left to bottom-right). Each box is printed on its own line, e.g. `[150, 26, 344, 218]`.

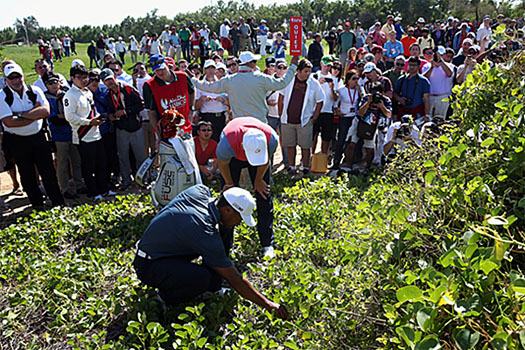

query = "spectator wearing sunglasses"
[106, 59, 132, 86]
[33, 59, 69, 94]
[193, 121, 218, 182]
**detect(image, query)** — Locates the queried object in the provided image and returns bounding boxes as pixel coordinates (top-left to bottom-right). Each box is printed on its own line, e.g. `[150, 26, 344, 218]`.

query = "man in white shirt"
[220, 19, 231, 52]
[199, 24, 210, 45]
[422, 46, 453, 118]
[33, 58, 68, 92]
[476, 16, 492, 50]
[139, 31, 150, 63]
[64, 64, 111, 200]
[0, 63, 64, 208]
[278, 58, 325, 175]
[115, 37, 127, 64]
[312, 55, 339, 154]
[50, 35, 62, 62]
[63, 34, 72, 57]
[159, 25, 171, 55]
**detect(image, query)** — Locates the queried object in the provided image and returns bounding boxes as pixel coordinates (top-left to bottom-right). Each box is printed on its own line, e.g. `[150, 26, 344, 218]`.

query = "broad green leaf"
[396, 326, 416, 347]
[487, 216, 508, 225]
[283, 340, 299, 350]
[423, 160, 435, 168]
[455, 329, 480, 349]
[512, 278, 525, 295]
[196, 337, 207, 347]
[396, 285, 423, 303]
[519, 329, 525, 349]
[480, 260, 498, 274]
[454, 294, 482, 317]
[429, 285, 448, 304]
[415, 335, 441, 350]
[302, 332, 312, 340]
[439, 135, 450, 143]
[416, 308, 432, 332]
[425, 171, 436, 185]
[481, 138, 495, 147]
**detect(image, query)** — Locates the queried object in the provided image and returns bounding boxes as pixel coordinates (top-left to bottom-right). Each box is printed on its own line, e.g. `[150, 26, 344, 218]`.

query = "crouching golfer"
[133, 184, 288, 319]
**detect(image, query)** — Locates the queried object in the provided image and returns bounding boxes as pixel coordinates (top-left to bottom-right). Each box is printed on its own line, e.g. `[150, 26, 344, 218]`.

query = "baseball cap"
[356, 59, 366, 67]
[4, 63, 23, 77]
[71, 59, 85, 67]
[164, 57, 175, 67]
[344, 21, 351, 27]
[276, 58, 287, 68]
[217, 46, 224, 52]
[149, 54, 167, 71]
[437, 46, 446, 55]
[216, 62, 227, 71]
[203, 59, 216, 69]
[239, 51, 261, 65]
[371, 44, 385, 53]
[363, 62, 377, 73]
[407, 26, 415, 32]
[337, 25, 343, 30]
[242, 128, 268, 166]
[260, 19, 266, 23]
[463, 38, 473, 45]
[395, 16, 402, 21]
[99, 68, 114, 82]
[321, 55, 333, 65]
[42, 71, 60, 85]
[144, 30, 149, 34]
[417, 17, 426, 23]
[357, 47, 367, 54]
[223, 187, 256, 227]
[265, 56, 276, 67]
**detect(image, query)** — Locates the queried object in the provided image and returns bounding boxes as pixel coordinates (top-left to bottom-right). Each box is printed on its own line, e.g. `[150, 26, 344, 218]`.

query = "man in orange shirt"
[400, 27, 417, 58]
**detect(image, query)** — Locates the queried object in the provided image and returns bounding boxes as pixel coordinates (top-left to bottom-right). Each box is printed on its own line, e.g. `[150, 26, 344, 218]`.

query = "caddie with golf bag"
[136, 54, 201, 208]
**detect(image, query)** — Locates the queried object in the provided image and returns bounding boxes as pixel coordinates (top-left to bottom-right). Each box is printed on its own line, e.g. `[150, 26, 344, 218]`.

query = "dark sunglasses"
[350, 77, 358, 80]
[423, 51, 433, 55]
[226, 63, 237, 68]
[395, 62, 405, 66]
[7, 74, 22, 80]
[45, 80, 59, 85]
[277, 65, 287, 69]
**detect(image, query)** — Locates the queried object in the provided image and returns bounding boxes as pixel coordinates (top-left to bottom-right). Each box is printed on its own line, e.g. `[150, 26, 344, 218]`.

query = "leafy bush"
[1, 52, 524, 349]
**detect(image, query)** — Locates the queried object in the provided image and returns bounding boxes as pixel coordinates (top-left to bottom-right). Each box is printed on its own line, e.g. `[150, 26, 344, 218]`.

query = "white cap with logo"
[4, 63, 23, 77]
[242, 128, 268, 166]
[238, 51, 261, 65]
[223, 187, 256, 227]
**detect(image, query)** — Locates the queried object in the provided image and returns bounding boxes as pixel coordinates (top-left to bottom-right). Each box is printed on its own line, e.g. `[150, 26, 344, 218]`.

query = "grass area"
[2, 39, 329, 84]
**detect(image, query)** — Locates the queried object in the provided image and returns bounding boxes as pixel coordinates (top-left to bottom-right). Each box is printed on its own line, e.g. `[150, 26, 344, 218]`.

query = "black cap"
[99, 68, 114, 82]
[42, 71, 60, 85]
[265, 56, 276, 67]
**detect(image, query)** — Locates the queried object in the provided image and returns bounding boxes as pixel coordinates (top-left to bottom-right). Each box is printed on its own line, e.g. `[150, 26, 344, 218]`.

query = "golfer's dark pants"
[5, 130, 64, 207]
[77, 139, 108, 197]
[333, 117, 354, 167]
[133, 255, 222, 305]
[220, 158, 274, 248]
[119, 52, 126, 64]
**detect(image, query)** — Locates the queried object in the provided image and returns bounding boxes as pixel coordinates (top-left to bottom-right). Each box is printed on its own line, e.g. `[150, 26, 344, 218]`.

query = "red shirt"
[400, 36, 417, 57]
[194, 137, 217, 165]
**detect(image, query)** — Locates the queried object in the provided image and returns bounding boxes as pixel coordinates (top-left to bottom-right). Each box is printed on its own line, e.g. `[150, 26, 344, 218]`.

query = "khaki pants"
[142, 121, 156, 157]
[429, 94, 450, 118]
[55, 141, 83, 193]
[240, 37, 252, 52]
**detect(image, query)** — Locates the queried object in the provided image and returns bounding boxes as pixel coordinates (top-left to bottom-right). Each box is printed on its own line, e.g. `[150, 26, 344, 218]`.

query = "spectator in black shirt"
[307, 34, 323, 73]
[325, 28, 337, 55]
[87, 41, 99, 68]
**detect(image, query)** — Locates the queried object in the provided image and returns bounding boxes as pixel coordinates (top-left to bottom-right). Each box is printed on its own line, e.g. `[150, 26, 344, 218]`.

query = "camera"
[404, 98, 413, 106]
[396, 123, 411, 139]
[324, 77, 333, 83]
[372, 92, 383, 104]
[98, 113, 109, 122]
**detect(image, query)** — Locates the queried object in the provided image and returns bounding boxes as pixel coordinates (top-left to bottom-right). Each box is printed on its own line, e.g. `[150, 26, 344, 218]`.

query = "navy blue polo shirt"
[394, 74, 430, 109]
[137, 185, 232, 268]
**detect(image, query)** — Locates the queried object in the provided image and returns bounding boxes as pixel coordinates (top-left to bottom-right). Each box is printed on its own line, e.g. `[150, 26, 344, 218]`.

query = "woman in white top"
[107, 38, 116, 57]
[332, 69, 363, 168]
[149, 33, 162, 55]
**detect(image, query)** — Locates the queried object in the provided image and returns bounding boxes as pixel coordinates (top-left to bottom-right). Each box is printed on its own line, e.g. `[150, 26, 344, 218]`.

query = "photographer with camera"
[383, 114, 421, 159]
[343, 81, 391, 170]
[456, 46, 480, 84]
[394, 56, 430, 121]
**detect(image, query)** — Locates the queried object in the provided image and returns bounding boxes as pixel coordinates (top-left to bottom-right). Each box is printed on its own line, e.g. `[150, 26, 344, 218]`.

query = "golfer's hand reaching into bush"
[267, 301, 289, 320]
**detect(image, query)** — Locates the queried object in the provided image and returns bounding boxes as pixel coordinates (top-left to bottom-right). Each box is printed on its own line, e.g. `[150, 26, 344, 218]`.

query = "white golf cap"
[4, 63, 23, 77]
[203, 59, 216, 69]
[242, 128, 268, 166]
[71, 59, 85, 67]
[417, 17, 426, 23]
[437, 46, 446, 55]
[223, 187, 256, 227]
[363, 62, 377, 73]
[238, 51, 261, 65]
[216, 62, 227, 71]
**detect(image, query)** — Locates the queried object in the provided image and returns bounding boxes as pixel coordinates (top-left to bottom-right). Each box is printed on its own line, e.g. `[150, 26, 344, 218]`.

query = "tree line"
[1, 0, 523, 44]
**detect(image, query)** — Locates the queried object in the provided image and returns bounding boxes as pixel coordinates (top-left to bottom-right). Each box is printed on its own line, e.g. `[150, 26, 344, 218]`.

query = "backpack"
[3, 84, 38, 107]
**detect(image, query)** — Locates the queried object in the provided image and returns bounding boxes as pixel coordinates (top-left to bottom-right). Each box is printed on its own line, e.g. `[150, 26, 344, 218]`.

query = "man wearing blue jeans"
[216, 117, 278, 258]
[133, 185, 288, 320]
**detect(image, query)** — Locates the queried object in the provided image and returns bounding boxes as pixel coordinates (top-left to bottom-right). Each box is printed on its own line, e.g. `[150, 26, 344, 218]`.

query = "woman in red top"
[193, 121, 218, 181]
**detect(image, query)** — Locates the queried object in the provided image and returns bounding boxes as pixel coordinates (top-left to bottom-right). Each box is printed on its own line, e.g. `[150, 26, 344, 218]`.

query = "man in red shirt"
[216, 117, 279, 259]
[193, 121, 217, 181]
[401, 27, 417, 58]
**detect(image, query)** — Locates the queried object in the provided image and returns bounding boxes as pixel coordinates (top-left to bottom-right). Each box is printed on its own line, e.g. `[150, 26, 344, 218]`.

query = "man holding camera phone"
[422, 46, 453, 118]
[383, 115, 422, 158]
[343, 81, 391, 170]
[64, 64, 111, 200]
[393, 56, 430, 121]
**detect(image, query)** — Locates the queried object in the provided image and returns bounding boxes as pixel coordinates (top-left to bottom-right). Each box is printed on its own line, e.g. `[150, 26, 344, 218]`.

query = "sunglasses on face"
[6, 74, 22, 80]
[199, 128, 212, 132]
[424, 51, 433, 55]
[350, 77, 358, 80]
[46, 80, 59, 85]
[396, 62, 405, 66]
[226, 63, 237, 68]
[277, 66, 287, 69]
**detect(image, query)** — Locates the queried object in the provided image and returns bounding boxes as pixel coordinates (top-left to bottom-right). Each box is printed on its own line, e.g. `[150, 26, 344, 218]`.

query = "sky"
[0, 0, 298, 30]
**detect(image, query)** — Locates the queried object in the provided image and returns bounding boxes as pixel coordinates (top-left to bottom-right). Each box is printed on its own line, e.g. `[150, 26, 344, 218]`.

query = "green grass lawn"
[2, 40, 330, 84]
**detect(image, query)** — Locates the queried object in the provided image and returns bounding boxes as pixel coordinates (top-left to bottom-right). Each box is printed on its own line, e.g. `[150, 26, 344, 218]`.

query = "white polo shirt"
[0, 84, 48, 136]
[33, 72, 69, 93]
[314, 71, 338, 113]
[64, 84, 101, 144]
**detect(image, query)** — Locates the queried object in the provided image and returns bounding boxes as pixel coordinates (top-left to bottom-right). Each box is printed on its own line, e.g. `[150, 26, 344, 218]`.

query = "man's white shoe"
[94, 195, 104, 201]
[263, 246, 275, 259]
[107, 190, 118, 196]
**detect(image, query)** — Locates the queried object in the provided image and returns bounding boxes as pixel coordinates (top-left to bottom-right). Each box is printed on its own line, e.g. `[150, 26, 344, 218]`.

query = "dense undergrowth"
[1, 51, 524, 349]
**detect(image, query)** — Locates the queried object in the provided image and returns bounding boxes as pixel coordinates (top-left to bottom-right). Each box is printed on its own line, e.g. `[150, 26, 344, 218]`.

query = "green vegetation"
[2, 0, 524, 44]
[1, 39, 524, 350]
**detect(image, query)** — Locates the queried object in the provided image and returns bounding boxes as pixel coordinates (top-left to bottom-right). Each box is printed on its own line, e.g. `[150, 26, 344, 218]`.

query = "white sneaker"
[263, 246, 275, 259]
[107, 190, 117, 196]
[94, 195, 104, 201]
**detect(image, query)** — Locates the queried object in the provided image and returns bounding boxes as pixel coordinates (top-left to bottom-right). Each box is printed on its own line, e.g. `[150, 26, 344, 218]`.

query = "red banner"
[289, 16, 303, 56]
